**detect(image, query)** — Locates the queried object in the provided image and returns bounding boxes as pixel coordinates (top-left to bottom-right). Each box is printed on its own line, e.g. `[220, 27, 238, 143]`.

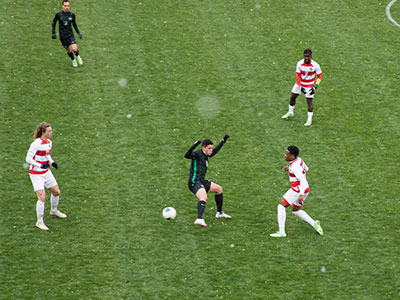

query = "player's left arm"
[72, 13, 82, 39]
[47, 154, 58, 169]
[310, 73, 322, 95]
[211, 135, 229, 157]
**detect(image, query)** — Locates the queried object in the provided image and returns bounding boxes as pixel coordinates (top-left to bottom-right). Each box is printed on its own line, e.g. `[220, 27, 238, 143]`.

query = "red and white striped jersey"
[26, 138, 54, 175]
[288, 157, 310, 194]
[296, 59, 322, 88]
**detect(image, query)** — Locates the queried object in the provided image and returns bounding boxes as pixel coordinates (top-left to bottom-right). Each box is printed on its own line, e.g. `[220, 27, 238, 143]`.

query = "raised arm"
[184, 140, 201, 159]
[210, 135, 229, 157]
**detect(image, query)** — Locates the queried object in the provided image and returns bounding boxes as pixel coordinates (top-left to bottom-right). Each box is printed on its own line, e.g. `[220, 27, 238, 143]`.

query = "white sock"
[277, 204, 286, 234]
[307, 111, 313, 122]
[36, 200, 45, 223]
[292, 210, 315, 227]
[289, 105, 295, 114]
[50, 194, 59, 212]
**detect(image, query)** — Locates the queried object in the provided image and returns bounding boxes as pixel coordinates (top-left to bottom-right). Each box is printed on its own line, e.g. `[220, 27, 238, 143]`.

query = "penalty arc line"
[386, 0, 400, 28]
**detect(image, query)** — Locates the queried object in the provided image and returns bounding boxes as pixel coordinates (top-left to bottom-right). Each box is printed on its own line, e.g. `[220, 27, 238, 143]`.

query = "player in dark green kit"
[185, 135, 231, 227]
[52, 1, 83, 67]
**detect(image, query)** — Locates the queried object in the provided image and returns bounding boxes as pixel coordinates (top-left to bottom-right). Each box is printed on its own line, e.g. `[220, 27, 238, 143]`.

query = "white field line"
[386, 0, 400, 28]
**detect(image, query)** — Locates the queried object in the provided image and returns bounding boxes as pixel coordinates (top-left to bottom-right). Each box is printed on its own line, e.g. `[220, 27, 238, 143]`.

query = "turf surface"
[1, 1, 399, 299]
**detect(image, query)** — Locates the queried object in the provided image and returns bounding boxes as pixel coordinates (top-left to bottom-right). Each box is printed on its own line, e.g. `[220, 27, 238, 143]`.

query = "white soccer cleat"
[194, 218, 207, 227]
[50, 210, 67, 218]
[215, 211, 232, 218]
[72, 59, 78, 67]
[282, 112, 294, 119]
[76, 55, 83, 65]
[270, 231, 287, 238]
[36, 222, 49, 231]
[314, 220, 324, 235]
[304, 120, 312, 126]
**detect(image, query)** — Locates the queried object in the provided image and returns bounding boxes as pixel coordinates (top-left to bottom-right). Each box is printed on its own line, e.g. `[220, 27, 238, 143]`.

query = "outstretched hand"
[222, 134, 230, 142]
[78, 33, 82, 39]
[52, 162, 58, 169]
[282, 166, 289, 172]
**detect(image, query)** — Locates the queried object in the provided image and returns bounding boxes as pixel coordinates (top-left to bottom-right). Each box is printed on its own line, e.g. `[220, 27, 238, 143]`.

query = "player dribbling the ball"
[185, 136, 231, 227]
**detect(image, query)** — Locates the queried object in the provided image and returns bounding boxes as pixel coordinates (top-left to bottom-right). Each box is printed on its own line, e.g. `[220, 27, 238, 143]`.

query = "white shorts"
[291, 84, 315, 98]
[282, 187, 309, 208]
[29, 170, 57, 192]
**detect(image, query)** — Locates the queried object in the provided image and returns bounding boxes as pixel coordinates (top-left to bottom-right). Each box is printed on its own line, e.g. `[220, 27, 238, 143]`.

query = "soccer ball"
[162, 207, 176, 220]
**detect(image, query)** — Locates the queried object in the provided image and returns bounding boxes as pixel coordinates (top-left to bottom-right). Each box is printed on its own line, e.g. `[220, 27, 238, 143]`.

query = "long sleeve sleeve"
[52, 13, 59, 35]
[72, 14, 80, 34]
[185, 141, 201, 159]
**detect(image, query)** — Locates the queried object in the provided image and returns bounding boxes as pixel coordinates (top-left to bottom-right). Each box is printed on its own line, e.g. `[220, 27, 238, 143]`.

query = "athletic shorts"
[60, 34, 77, 49]
[188, 180, 211, 195]
[292, 84, 315, 99]
[282, 187, 309, 208]
[29, 170, 57, 192]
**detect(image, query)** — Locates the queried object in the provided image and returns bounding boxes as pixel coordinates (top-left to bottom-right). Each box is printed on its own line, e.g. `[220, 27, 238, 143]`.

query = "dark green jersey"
[52, 11, 80, 36]
[185, 140, 225, 183]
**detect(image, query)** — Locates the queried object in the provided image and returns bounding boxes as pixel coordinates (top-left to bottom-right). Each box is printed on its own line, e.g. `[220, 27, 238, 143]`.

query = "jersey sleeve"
[52, 13, 59, 34]
[26, 142, 42, 168]
[296, 61, 301, 74]
[72, 13, 80, 34]
[315, 62, 322, 75]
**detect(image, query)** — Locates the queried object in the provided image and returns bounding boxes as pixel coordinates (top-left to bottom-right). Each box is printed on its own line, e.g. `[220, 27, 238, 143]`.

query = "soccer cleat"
[282, 112, 294, 119]
[270, 231, 287, 238]
[304, 120, 312, 126]
[50, 210, 67, 218]
[194, 218, 207, 227]
[215, 211, 232, 218]
[72, 59, 78, 67]
[76, 55, 83, 65]
[36, 222, 49, 231]
[314, 220, 324, 235]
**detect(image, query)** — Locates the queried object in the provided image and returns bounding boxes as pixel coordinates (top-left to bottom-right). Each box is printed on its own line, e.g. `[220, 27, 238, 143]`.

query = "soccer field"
[1, 0, 399, 299]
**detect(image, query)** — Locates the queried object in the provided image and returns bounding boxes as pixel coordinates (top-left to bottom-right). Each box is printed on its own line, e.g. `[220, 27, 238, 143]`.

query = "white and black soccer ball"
[162, 207, 176, 220]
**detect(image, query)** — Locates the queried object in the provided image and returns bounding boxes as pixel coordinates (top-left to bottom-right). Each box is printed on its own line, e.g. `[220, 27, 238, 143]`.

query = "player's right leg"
[30, 174, 49, 230]
[194, 187, 208, 227]
[282, 86, 299, 119]
[35, 190, 48, 230]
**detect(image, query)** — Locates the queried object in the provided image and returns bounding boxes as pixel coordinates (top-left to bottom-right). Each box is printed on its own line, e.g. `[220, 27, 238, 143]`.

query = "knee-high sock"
[51, 194, 59, 212]
[197, 200, 206, 219]
[36, 201, 45, 222]
[277, 204, 286, 234]
[292, 210, 315, 227]
[215, 193, 223, 212]
[67, 52, 74, 60]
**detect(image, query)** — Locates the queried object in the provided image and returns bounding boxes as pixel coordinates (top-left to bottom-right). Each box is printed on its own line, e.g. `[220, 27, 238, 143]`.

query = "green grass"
[1, 0, 399, 299]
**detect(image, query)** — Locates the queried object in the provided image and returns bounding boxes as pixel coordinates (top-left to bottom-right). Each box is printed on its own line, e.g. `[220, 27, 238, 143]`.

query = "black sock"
[74, 50, 79, 57]
[215, 193, 223, 212]
[67, 52, 74, 60]
[197, 200, 206, 218]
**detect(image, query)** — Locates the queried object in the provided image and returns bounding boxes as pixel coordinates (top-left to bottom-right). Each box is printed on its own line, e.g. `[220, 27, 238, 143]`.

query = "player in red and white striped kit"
[270, 146, 323, 237]
[282, 48, 322, 126]
[26, 122, 67, 230]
